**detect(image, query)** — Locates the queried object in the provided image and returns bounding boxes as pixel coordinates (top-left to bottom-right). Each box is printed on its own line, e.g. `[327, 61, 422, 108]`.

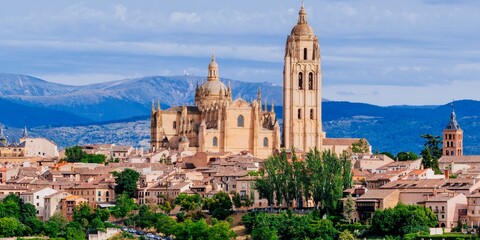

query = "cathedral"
[150, 54, 281, 159]
[151, 4, 364, 158]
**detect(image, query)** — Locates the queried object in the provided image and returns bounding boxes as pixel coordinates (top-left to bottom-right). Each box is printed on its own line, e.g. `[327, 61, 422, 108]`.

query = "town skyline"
[1, 1, 480, 106]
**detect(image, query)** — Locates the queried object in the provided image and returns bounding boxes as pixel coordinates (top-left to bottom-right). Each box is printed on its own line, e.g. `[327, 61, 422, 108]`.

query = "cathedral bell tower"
[443, 102, 463, 156]
[283, 4, 323, 152]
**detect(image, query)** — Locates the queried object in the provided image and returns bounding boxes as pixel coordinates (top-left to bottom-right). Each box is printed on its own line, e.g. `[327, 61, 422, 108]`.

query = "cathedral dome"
[290, 4, 314, 36]
[200, 79, 228, 96]
[291, 24, 314, 36]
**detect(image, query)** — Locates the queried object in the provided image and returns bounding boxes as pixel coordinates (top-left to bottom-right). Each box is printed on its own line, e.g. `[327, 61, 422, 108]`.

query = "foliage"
[175, 193, 203, 212]
[113, 168, 140, 198]
[202, 192, 233, 220]
[232, 191, 254, 209]
[396, 151, 419, 161]
[255, 148, 350, 214]
[351, 138, 370, 153]
[94, 208, 110, 222]
[0, 217, 20, 237]
[420, 134, 442, 173]
[339, 229, 355, 240]
[111, 193, 136, 218]
[342, 195, 355, 223]
[89, 217, 106, 233]
[64, 146, 106, 163]
[371, 203, 438, 237]
[243, 211, 338, 240]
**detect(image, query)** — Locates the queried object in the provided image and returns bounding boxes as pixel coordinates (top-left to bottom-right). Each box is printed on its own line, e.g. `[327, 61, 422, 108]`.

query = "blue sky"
[1, 0, 480, 106]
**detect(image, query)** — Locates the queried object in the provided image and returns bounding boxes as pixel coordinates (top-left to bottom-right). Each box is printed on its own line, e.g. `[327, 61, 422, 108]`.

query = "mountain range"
[1, 73, 479, 155]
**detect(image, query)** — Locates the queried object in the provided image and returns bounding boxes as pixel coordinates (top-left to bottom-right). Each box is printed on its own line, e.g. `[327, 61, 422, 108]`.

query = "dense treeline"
[254, 148, 352, 214]
[64, 146, 106, 163]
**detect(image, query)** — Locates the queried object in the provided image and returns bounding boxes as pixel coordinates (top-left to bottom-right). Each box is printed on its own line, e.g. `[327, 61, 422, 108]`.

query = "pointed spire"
[151, 99, 155, 112]
[21, 126, 28, 138]
[157, 98, 161, 111]
[271, 100, 275, 113]
[211, 52, 215, 62]
[445, 99, 461, 130]
[264, 100, 268, 112]
[257, 87, 262, 102]
[298, 1, 307, 24]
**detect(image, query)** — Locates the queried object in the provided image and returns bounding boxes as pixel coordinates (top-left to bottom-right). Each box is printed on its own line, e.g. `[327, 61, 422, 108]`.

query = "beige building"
[356, 189, 400, 223]
[282, 4, 323, 152]
[44, 191, 70, 221]
[425, 192, 467, 229]
[20, 187, 58, 218]
[150, 54, 280, 159]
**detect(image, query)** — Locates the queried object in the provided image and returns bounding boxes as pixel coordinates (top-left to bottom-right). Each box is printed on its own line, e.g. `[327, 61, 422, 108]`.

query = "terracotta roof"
[381, 179, 447, 189]
[323, 138, 363, 146]
[438, 155, 480, 163]
[357, 189, 399, 200]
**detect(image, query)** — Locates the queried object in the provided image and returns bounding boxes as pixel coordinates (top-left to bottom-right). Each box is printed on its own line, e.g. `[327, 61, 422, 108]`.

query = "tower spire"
[21, 126, 28, 138]
[151, 99, 155, 113]
[298, 2, 307, 24]
[257, 87, 262, 103]
[271, 100, 275, 113]
[157, 98, 161, 111]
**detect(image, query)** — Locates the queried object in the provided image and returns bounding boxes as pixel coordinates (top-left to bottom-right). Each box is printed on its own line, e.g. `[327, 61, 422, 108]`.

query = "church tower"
[283, 4, 323, 152]
[443, 102, 463, 156]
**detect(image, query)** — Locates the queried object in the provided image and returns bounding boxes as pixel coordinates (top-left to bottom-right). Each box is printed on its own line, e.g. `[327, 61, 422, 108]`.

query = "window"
[298, 73, 303, 90]
[98, 191, 101, 196]
[98, 198, 101, 202]
[263, 137, 269, 147]
[451, 151, 454, 156]
[37, 195, 39, 199]
[310, 109, 314, 120]
[304, 48, 307, 60]
[308, 72, 313, 90]
[106, 191, 109, 197]
[237, 115, 244, 127]
[298, 109, 302, 119]
[173, 121, 177, 129]
[213, 137, 218, 146]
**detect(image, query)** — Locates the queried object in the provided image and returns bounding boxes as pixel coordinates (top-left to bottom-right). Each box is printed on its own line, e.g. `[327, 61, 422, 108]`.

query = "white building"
[20, 187, 58, 218]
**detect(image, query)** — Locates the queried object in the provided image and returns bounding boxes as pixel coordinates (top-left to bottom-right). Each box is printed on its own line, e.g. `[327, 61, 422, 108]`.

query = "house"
[425, 192, 467, 229]
[44, 191, 71, 220]
[20, 187, 58, 219]
[356, 189, 400, 223]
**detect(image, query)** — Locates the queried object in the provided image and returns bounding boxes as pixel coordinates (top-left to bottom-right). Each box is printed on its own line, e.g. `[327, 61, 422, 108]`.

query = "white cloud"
[114, 4, 127, 21]
[169, 12, 200, 24]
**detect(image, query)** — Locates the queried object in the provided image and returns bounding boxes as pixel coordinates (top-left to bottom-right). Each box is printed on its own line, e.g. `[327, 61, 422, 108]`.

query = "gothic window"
[237, 115, 244, 127]
[304, 48, 307, 60]
[298, 73, 303, 90]
[213, 137, 218, 147]
[310, 109, 314, 120]
[308, 72, 313, 90]
[446, 150, 449, 156]
[298, 109, 302, 119]
[173, 121, 177, 129]
[263, 137, 269, 147]
[451, 151, 454, 156]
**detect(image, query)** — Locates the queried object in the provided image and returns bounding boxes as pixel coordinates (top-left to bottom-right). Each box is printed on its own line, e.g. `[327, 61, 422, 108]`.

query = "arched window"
[213, 137, 218, 147]
[445, 150, 449, 156]
[451, 151, 454, 156]
[106, 191, 109, 197]
[310, 109, 314, 120]
[237, 115, 244, 127]
[298, 73, 303, 90]
[304, 48, 307, 60]
[263, 137, 269, 147]
[297, 109, 302, 119]
[308, 72, 313, 90]
[173, 121, 177, 129]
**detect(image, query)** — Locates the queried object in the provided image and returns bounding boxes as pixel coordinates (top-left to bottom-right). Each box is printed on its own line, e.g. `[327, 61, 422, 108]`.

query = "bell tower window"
[213, 137, 218, 147]
[298, 109, 302, 119]
[310, 109, 314, 120]
[298, 73, 303, 90]
[308, 72, 313, 90]
[173, 121, 177, 129]
[237, 115, 244, 127]
[304, 48, 307, 60]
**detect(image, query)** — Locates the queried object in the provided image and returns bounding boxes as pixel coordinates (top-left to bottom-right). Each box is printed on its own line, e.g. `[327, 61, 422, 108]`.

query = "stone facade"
[150, 55, 280, 159]
[283, 5, 323, 152]
[443, 104, 463, 157]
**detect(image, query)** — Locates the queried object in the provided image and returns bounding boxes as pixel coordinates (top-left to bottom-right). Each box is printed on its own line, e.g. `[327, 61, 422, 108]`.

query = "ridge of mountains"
[1, 73, 479, 155]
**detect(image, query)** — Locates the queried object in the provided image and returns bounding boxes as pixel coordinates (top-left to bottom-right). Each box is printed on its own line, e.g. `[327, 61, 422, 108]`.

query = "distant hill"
[0, 74, 283, 123]
[1, 73, 479, 155]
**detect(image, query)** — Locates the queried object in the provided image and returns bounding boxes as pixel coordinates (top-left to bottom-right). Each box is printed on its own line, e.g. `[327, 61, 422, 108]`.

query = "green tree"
[65, 146, 85, 162]
[82, 154, 106, 164]
[20, 203, 37, 223]
[339, 229, 355, 240]
[72, 203, 93, 223]
[113, 168, 140, 198]
[421, 147, 441, 174]
[65, 222, 86, 240]
[421, 134, 443, 159]
[342, 195, 355, 223]
[0, 217, 20, 237]
[94, 208, 110, 222]
[351, 138, 370, 154]
[396, 151, 419, 161]
[89, 217, 105, 233]
[111, 193, 136, 218]
[203, 192, 233, 220]
[176, 193, 202, 212]
[371, 203, 437, 236]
